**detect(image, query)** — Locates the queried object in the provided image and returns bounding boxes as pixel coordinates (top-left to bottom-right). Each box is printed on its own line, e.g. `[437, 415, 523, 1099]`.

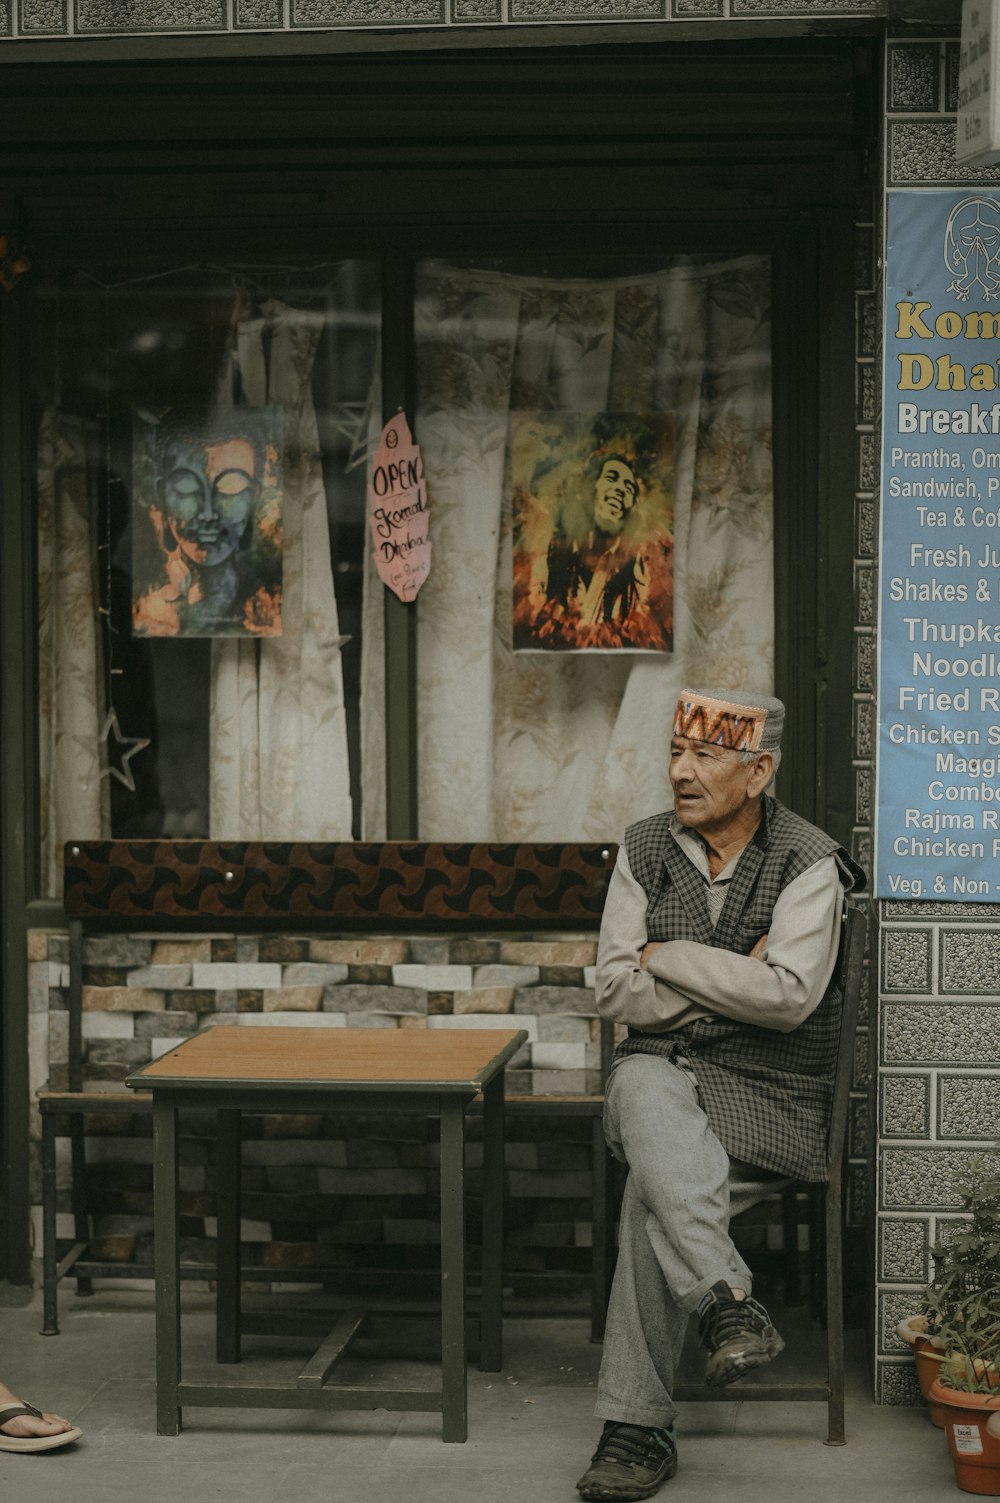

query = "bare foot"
[0, 1384, 73, 1438]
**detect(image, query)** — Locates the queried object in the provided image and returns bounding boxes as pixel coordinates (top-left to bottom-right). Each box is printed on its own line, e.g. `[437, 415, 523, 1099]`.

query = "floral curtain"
[37, 410, 108, 895]
[210, 296, 353, 839]
[362, 255, 774, 841]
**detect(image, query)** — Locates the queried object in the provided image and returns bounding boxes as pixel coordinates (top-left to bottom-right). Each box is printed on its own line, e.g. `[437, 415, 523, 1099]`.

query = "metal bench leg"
[811, 1186, 826, 1321]
[65, 919, 92, 1298]
[824, 1170, 846, 1446]
[590, 1118, 609, 1343]
[68, 1115, 93, 1296]
[41, 1113, 60, 1335]
[782, 1186, 803, 1306]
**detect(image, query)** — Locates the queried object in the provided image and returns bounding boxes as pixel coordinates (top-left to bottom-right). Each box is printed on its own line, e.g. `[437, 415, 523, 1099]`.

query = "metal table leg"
[439, 1095, 467, 1443]
[479, 1074, 504, 1372]
[216, 1108, 242, 1363]
[153, 1099, 181, 1435]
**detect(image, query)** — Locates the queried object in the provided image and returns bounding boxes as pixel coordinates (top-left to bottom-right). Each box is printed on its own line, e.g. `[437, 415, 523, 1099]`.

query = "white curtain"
[37, 410, 108, 895]
[38, 285, 356, 882]
[210, 297, 353, 838]
[361, 256, 774, 841]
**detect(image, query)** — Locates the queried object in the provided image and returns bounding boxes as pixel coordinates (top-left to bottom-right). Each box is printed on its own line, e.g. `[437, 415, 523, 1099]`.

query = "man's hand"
[750, 933, 769, 960]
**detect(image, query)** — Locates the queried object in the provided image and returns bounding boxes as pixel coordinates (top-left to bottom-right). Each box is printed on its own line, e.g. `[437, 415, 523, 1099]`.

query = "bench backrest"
[63, 841, 618, 928]
[61, 840, 618, 1094]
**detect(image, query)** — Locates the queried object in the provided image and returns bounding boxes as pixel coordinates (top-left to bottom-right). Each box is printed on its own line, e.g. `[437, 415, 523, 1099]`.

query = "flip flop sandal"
[0, 1402, 82, 1453]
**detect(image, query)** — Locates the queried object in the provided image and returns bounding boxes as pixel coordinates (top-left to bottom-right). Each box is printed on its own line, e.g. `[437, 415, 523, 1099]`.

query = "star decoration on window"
[329, 389, 379, 473]
[98, 709, 151, 792]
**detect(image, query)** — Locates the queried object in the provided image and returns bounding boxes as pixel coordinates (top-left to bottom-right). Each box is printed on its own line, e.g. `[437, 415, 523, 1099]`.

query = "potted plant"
[896, 1311, 950, 1426]
[924, 1171, 1000, 1495]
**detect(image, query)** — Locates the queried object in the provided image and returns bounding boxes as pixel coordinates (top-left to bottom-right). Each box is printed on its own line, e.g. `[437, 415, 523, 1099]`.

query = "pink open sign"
[368, 411, 431, 602]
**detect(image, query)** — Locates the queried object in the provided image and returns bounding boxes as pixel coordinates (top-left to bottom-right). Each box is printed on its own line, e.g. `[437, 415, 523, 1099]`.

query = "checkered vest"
[616, 796, 864, 1180]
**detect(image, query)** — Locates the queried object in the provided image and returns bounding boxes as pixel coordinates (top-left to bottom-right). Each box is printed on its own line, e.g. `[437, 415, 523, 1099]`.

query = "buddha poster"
[131, 406, 284, 639]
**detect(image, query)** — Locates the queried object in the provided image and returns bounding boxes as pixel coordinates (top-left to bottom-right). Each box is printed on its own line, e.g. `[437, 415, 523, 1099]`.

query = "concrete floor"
[0, 1283, 958, 1503]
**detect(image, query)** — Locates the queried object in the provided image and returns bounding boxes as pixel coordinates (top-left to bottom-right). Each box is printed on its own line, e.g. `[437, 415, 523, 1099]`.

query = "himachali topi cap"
[673, 688, 784, 754]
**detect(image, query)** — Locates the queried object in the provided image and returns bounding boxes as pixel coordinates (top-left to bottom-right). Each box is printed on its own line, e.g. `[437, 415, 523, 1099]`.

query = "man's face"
[668, 735, 766, 838]
[593, 458, 638, 535]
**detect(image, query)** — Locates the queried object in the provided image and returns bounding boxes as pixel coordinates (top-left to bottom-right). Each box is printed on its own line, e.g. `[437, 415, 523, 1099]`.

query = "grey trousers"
[594, 1053, 785, 1429]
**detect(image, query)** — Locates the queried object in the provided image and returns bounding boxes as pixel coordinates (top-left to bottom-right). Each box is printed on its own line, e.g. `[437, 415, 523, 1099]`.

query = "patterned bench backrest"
[64, 841, 618, 930]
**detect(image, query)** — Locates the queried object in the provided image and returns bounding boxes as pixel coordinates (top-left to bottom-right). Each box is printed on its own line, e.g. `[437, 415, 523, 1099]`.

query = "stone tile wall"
[28, 927, 609, 1288]
[875, 35, 1000, 1408]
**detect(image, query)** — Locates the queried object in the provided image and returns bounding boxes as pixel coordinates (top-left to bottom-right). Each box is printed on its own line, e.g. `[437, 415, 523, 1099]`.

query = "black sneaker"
[576, 1421, 678, 1501]
[697, 1279, 784, 1387]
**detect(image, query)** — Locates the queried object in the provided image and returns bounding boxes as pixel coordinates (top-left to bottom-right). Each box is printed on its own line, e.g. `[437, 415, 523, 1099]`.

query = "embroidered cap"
[673, 688, 784, 754]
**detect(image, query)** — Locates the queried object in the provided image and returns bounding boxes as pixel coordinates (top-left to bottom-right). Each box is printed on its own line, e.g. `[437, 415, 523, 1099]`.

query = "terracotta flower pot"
[897, 1315, 950, 1426]
[928, 1376, 1000, 1496]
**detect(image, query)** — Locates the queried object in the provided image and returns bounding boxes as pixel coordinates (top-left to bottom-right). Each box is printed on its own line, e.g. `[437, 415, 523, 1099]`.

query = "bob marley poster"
[131, 406, 283, 638]
[511, 412, 674, 653]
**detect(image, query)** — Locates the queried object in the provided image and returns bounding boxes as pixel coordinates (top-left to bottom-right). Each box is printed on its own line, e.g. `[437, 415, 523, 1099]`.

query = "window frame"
[0, 42, 870, 1279]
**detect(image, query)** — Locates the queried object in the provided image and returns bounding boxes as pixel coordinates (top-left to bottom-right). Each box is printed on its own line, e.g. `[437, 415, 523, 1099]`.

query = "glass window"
[30, 247, 774, 877]
[398, 254, 774, 840]
[32, 260, 379, 894]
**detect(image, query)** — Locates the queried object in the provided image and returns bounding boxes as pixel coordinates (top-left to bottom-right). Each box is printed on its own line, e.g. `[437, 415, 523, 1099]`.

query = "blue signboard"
[877, 189, 1000, 902]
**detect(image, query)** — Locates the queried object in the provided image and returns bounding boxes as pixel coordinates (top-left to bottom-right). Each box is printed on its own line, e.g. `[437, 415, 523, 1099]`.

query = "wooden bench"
[39, 839, 618, 1338]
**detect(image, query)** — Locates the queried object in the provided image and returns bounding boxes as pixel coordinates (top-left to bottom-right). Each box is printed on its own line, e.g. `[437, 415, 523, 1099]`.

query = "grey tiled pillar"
[875, 34, 1000, 1406]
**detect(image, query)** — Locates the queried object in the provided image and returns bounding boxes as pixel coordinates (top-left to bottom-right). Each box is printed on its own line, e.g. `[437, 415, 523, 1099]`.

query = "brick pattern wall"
[875, 35, 1000, 1409]
[0, 0, 883, 42]
[28, 927, 607, 1287]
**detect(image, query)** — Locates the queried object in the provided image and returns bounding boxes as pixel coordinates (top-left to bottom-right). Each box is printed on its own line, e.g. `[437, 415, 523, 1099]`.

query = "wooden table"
[126, 1025, 527, 1442]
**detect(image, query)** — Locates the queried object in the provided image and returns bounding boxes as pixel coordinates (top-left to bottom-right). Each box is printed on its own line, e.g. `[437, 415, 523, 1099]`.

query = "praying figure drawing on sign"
[131, 406, 284, 639]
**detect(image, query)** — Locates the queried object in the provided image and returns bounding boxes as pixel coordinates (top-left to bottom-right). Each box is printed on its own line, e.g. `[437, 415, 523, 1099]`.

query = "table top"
[125, 1025, 528, 1095]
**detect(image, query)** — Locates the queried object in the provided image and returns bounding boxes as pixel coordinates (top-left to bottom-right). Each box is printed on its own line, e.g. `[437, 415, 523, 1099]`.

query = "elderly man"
[577, 688, 865, 1502]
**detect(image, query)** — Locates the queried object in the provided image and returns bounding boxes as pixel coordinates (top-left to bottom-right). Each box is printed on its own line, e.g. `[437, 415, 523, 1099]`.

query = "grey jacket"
[613, 796, 865, 1180]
